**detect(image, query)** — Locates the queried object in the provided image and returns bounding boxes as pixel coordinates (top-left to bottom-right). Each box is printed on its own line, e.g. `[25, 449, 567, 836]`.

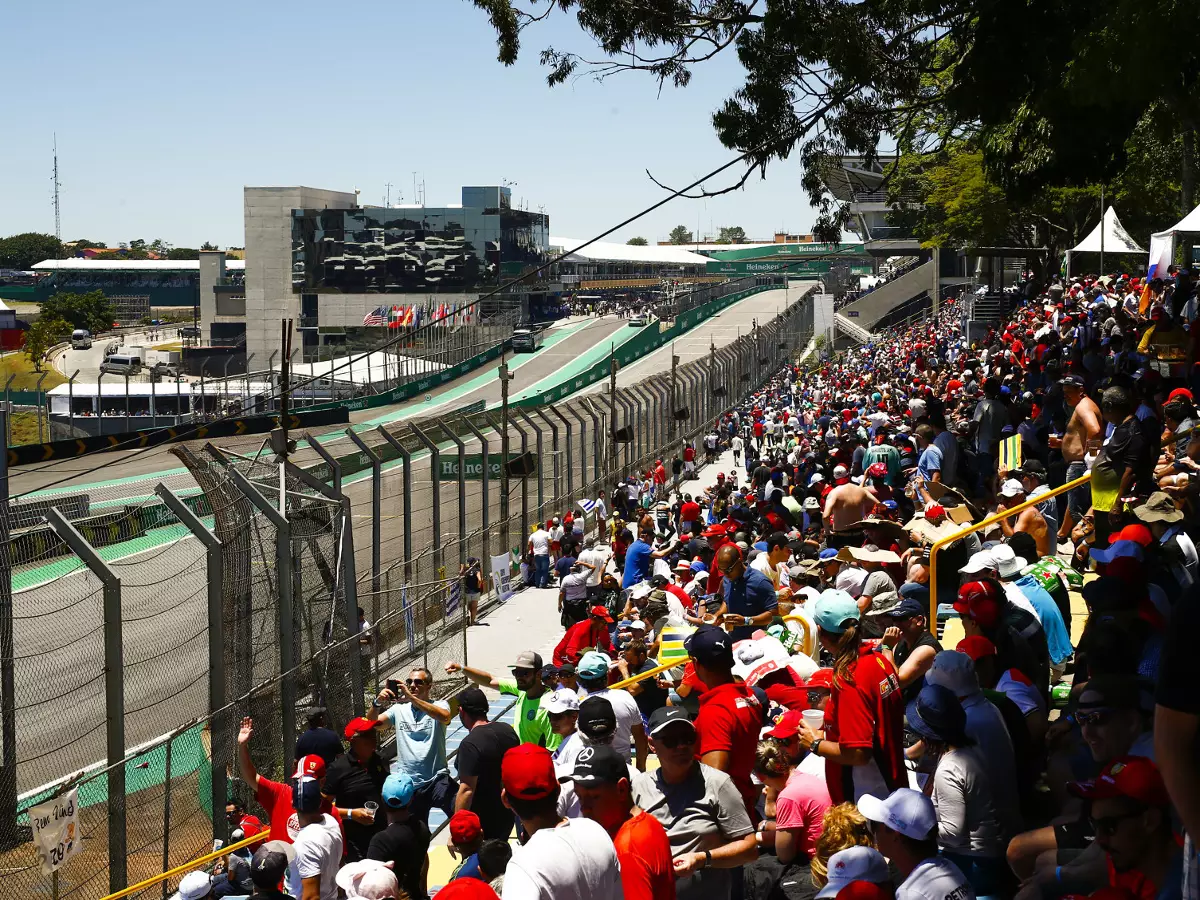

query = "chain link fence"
[0, 285, 816, 898]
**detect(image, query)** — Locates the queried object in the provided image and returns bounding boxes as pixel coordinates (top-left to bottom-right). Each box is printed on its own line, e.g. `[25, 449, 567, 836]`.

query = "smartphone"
[386, 678, 402, 697]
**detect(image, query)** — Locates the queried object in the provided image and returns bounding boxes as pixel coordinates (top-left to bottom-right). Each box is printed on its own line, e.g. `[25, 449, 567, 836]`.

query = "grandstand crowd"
[178, 270, 1200, 900]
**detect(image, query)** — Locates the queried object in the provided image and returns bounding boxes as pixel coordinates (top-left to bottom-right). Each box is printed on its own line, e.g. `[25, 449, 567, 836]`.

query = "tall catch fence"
[0, 285, 816, 898]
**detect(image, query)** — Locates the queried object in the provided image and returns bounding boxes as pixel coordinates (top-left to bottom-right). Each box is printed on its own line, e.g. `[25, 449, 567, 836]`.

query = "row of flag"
[362, 303, 475, 328]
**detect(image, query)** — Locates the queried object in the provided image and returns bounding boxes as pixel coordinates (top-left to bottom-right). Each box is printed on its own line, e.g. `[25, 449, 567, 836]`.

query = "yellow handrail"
[609, 656, 687, 690]
[927, 471, 1092, 623]
[101, 831, 267, 900]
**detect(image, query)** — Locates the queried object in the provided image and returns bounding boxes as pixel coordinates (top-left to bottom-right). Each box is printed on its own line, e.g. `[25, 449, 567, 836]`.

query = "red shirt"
[654, 464, 667, 486]
[705, 536, 731, 597]
[255, 777, 341, 844]
[614, 811, 677, 900]
[696, 682, 763, 820]
[823, 646, 907, 805]
[753, 421, 765, 438]
[553, 619, 614, 666]
[684, 446, 696, 462]
[664, 582, 694, 611]
[680, 501, 701, 523]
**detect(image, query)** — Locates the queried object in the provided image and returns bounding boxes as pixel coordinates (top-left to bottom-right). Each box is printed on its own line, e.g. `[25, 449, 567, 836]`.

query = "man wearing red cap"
[323, 717, 389, 859]
[552, 605, 616, 666]
[501, 744, 624, 898]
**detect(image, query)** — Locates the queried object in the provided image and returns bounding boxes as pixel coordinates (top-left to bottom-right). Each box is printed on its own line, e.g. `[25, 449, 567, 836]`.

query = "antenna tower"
[52, 134, 62, 243]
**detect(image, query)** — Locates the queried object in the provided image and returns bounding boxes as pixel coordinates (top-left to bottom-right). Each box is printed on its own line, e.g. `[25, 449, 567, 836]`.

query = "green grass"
[0, 352, 66, 391]
[8, 410, 43, 446]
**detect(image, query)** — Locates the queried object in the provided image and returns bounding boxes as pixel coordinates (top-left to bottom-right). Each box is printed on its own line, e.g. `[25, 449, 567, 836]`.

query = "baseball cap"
[960, 549, 997, 575]
[558, 662, 576, 677]
[343, 718, 376, 741]
[1069, 756, 1169, 807]
[647, 705, 696, 737]
[501, 743, 558, 801]
[885, 596, 927, 620]
[577, 695, 617, 740]
[1112, 523, 1153, 547]
[815, 846, 891, 899]
[835, 883, 893, 900]
[1090, 540, 1146, 565]
[589, 605, 614, 622]
[685, 624, 734, 666]
[702, 524, 727, 538]
[294, 754, 326, 780]
[953, 580, 1001, 628]
[806, 668, 834, 690]
[541, 687, 581, 714]
[833, 464, 849, 478]
[250, 840, 296, 889]
[766, 709, 805, 740]
[956, 635, 997, 661]
[577, 650, 611, 680]
[818, 547, 840, 562]
[906, 683, 970, 745]
[809, 472, 826, 485]
[1061, 374, 1086, 388]
[1076, 674, 1154, 713]
[292, 775, 323, 813]
[456, 685, 489, 717]
[510, 650, 544, 671]
[335, 860, 401, 900]
[998, 478, 1025, 498]
[382, 772, 415, 808]
[434, 880, 503, 899]
[813, 589, 860, 634]
[857, 788, 937, 840]
[448, 810, 482, 846]
[172, 871, 214, 900]
[568, 744, 628, 786]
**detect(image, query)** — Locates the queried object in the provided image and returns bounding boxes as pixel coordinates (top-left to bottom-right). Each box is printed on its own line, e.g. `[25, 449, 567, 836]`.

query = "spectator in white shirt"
[859, 789, 976, 900]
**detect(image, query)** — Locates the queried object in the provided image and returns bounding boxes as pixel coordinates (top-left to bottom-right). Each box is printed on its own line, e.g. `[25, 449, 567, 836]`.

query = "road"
[10, 288, 802, 796]
[51, 327, 181, 382]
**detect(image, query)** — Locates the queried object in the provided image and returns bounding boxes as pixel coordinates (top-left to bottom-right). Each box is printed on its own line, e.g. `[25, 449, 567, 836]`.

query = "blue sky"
[1, 2, 815, 249]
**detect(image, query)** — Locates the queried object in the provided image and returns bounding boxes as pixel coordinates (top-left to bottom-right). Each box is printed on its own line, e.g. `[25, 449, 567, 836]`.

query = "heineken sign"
[438, 453, 534, 481]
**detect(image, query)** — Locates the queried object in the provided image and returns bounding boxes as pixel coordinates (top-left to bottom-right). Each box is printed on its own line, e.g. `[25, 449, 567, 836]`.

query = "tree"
[24, 316, 70, 373]
[626, 236, 649, 245]
[69, 239, 108, 251]
[716, 226, 747, 244]
[470, 0, 1200, 237]
[148, 238, 172, 257]
[128, 239, 147, 251]
[667, 225, 693, 245]
[41, 290, 115, 334]
[167, 248, 200, 260]
[200, 241, 219, 251]
[0, 233, 62, 270]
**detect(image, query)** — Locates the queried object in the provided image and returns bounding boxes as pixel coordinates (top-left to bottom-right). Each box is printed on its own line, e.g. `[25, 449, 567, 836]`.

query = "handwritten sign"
[29, 788, 81, 874]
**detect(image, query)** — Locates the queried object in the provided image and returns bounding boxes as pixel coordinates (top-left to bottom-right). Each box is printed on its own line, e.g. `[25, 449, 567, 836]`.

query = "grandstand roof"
[551, 236, 709, 267]
[31, 259, 246, 271]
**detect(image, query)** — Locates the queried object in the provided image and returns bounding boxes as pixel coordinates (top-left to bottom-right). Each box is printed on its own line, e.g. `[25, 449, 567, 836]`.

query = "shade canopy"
[1069, 207, 1144, 255]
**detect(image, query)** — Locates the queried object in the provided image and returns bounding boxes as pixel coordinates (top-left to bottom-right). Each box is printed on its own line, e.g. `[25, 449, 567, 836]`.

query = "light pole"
[499, 354, 514, 555]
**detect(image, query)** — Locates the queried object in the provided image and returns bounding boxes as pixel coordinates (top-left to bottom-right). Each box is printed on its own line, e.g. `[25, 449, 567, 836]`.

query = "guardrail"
[927, 471, 1092, 624]
[100, 832, 267, 900]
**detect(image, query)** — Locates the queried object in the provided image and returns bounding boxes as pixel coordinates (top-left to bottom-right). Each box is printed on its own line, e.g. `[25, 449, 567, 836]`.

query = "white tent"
[1147, 201, 1200, 279]
[1065, 207, 1144, 277]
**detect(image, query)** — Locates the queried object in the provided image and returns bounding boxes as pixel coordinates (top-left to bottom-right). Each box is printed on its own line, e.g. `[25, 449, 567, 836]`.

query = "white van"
[70, 329, 92, 349]
[99, 354, 141, 376]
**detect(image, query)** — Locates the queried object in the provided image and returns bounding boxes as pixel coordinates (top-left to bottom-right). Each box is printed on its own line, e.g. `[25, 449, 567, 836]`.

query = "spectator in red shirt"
[703, 524, 734, 598]
[679, 495, 702, 530]
[686, 624, 764, 820]
[552, 605, 616, 665]
[795, 590, 907, 805]
[570, 743, 677, 900]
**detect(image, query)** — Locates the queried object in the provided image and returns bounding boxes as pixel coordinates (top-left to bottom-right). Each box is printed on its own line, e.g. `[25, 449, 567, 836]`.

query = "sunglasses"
[1090, 809, 1144, 836]
[512, 668, 535, 678]
[654, 730, 697, 750]
[1076, 708, 1115, 727]
[406, 678, 428, 687]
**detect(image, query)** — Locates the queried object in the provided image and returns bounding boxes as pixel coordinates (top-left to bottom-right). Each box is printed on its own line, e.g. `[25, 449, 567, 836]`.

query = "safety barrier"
[99, 832, 267, 900]
[927, 471, 1093, 623]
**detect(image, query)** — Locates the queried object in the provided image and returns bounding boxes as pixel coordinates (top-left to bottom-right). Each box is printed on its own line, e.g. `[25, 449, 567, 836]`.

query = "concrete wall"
[198, 250, 225, 341]
[244, 186, 357, 365]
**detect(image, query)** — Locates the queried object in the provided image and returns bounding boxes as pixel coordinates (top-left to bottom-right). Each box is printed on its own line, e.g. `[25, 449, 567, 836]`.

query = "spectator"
[858, 789, 976, 900]
[814, 847, 892, 899]
[366, 773, 430, 900]
[810, 803, 877, 891]
[576, 651, 648, 768]
[294, 706, 343, 766]
[453, 686, 520, 840]
[877, 594, 941, 703]
[713, 544, 779, 641]
[323, 718, 389, 861]
[447, 652, 558, 749]
[752, 736, 832, 864]
[447, 810, 486, 881]
[284, 775, 343, 900]
[247, 841, 297, 900]
[553, 607, 616, 666]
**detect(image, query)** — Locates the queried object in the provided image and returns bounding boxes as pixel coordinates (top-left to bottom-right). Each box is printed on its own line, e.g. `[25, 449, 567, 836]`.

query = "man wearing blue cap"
[367, 773, 430, 900]
[878, 593, 942, 704]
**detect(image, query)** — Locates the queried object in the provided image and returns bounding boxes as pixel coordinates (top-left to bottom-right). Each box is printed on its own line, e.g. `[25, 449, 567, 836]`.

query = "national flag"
[403, 307, 414, 326]
[1138, 281, 1153, 316]
[363, 305, 386, 326]
[576, 498, 596, 517]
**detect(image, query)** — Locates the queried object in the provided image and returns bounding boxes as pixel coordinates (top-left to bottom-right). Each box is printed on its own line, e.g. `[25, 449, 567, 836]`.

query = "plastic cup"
[364, 801, 378, 821]
[801, 709, 824, 731]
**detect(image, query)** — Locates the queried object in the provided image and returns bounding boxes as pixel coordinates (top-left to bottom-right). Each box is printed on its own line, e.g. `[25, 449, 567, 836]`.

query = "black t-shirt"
[323, 751, 389, 859]
[894, 631, 943, 703]
[1099, 417, 1153, 497]
[456, 722, 520, 840]
[555, 555, 577, 579]
[368, 817, 432, 900]
[294, 727, 344, 766]
[1157, 582, 1200, 768]
[631, 658, 668, 718]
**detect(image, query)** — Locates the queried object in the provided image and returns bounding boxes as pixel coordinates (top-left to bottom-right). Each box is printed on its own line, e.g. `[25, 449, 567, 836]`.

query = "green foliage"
[200, 241, 219, 251]
[668, 225, 693, 245]
[626, 236, 649, 246]
[40, 290, 114, 334]
[0, 233, 62, 270]
[69, 239, 107, 250]
[24, 316, 70, 373]
[167, 248, 200, 260]
[716, 226, 747, 244]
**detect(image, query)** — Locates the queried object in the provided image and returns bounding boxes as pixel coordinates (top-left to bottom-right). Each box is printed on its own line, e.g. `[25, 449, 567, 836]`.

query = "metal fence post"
[227, 468, 297, 778]
[409, 423, 442, 577]
[516, 410, 544, 516]
[346, 429, 383, 600]
[583, 398, 604, 483]
[547, 405, 573, 500]
[439, 421, 468, 569]
[44, 509, 126, 892]
[533, 408, 559, 504]
[0, 405, 14, 847]
[154, 485, 227, 846]
[462, 418, 491, 578]
[376, 427, 414, 583]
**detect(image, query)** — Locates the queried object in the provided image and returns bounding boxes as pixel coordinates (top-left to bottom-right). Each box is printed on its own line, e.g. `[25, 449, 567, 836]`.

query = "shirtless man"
[822, 478, 878, 547]
[1051, 375, 1102, 539]
[997, 478, 1051, 557]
